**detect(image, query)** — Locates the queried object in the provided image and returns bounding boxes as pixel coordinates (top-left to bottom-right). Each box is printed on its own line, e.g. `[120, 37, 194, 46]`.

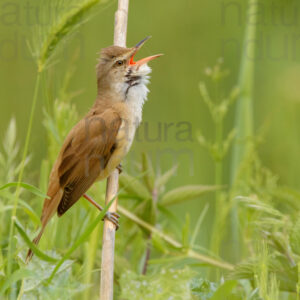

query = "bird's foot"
[117, 163, 123, 174]
[102, 212, 120, 230]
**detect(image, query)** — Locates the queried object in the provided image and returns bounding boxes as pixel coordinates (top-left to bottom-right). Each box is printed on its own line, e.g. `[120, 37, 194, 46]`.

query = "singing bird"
[26, 36, 162, 262]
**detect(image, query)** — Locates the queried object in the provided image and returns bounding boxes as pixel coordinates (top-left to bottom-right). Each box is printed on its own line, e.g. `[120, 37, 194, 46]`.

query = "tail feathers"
[26, 191, 63, 263]
[25, 228, 44, 263]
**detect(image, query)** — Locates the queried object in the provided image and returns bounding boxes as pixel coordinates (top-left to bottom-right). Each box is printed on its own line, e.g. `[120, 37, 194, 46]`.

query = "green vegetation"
[1, 0, 300, 299]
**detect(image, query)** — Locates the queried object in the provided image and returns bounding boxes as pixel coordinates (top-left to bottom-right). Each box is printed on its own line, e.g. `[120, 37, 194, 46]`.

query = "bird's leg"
[117, 163, 123, 174]
[83, 194, 120, 230]
[83, 193, 104, 211]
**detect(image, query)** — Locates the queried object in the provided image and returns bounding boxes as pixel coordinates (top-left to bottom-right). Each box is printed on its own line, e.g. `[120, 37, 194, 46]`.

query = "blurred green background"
[2, 0, 300, 298]
[0, 0, 300, 243]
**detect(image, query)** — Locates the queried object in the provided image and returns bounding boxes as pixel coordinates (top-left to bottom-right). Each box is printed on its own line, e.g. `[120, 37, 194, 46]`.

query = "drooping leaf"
[161, 185, 222, 206]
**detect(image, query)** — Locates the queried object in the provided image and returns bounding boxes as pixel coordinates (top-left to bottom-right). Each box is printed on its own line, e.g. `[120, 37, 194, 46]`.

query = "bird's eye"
[116, 60, 124, 66]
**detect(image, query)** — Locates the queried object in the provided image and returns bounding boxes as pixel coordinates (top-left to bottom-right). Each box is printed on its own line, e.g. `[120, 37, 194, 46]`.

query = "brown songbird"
[26, 36, 162, 262]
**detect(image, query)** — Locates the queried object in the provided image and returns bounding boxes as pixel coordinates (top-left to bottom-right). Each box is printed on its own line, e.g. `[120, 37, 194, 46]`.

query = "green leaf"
[190, 203, 209, 247]
[0, 182, 49, 199]
[156, 165, 178, 189]
[161, 185, 222, 206]
[119, 173, 151, 200]
[210, 280, 237, 300]
[14, 219, 58, 263]
[141, 152, 155, 192]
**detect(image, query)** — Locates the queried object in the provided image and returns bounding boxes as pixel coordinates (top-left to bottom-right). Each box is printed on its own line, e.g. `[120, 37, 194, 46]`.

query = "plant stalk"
[100, 4, 129, 296]
[209, 118, 224, 279]
[229, 0, 258, 262]
[7, 72, 41, 279]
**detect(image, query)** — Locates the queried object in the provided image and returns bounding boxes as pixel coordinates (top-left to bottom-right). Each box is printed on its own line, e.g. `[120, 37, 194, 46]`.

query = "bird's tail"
[25, 190, 63, 263]
[25, 227, 45, 263]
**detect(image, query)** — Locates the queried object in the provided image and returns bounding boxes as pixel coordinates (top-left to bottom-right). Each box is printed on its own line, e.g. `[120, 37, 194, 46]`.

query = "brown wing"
[42, 108, 122, 219]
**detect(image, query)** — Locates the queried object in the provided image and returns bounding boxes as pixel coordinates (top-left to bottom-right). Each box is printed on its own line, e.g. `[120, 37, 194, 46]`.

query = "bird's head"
[97, 36, 162, 99]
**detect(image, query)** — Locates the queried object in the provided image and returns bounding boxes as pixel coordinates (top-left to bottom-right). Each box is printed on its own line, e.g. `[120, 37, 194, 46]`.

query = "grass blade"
[0, 182, 49, 199]
[161, 185, 223, 206]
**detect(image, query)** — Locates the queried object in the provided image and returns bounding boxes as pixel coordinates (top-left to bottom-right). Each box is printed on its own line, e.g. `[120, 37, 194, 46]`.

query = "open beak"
[129, 36, 163, 66]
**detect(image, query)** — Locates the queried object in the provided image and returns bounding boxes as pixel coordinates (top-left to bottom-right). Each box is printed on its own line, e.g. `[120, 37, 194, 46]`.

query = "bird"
[26, 36, 162, 262]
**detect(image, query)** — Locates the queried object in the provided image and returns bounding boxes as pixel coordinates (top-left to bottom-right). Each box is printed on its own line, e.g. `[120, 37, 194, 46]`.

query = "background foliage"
[1, 0, 300, 299]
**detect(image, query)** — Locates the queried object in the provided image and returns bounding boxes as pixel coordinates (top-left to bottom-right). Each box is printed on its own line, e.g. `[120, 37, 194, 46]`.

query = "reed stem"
[100, 3, 129, 297]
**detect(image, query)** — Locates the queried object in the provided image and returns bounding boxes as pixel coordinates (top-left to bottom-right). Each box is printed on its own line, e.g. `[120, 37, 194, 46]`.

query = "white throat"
[123, 64, 151, 124]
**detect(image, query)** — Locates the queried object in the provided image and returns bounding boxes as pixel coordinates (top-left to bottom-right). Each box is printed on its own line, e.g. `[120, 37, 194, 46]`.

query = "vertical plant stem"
[229, 0, 258, 261]
[210, 119, 223, 249]
[100, 1, 129, 298]
[100, 171, 119, 299]
[215, 119, 223, 188]
[7, 72, 41, 278]
[209, 113, 224, 280]
[113, 0, 129, 47]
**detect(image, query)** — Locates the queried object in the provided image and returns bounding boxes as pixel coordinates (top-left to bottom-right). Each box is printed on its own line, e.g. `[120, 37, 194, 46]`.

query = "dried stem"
[100, 1, 129, 299]
[142, 234, 152, 275]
